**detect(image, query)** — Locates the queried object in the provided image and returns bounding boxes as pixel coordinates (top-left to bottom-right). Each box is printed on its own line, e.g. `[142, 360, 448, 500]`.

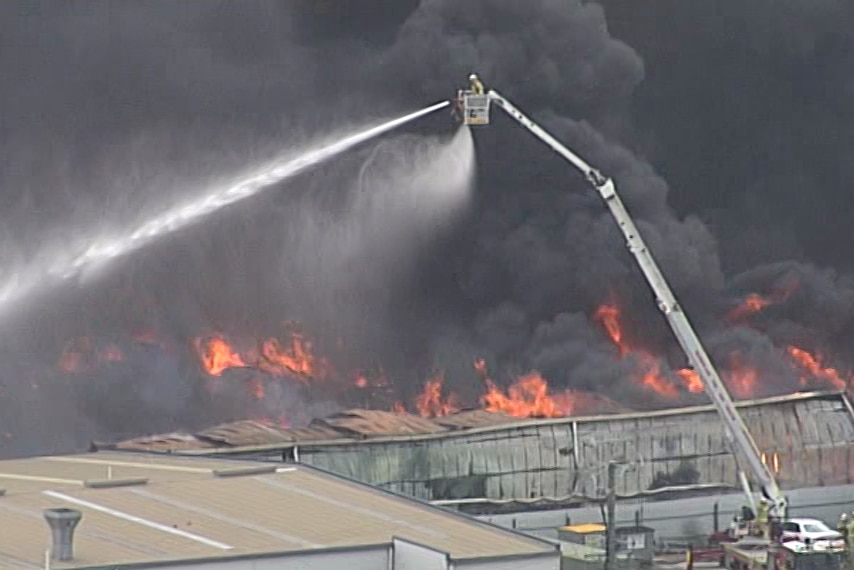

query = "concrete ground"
[654, 560, 720, 570]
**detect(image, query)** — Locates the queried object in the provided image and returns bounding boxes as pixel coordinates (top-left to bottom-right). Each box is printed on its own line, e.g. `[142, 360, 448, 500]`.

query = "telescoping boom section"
[456, 75, 786, 518]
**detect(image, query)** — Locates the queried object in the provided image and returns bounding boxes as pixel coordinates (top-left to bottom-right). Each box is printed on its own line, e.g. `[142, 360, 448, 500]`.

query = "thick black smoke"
[1, 0, 853, 457]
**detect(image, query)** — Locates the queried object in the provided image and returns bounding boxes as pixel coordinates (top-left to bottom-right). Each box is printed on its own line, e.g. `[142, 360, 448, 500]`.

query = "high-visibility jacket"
[757, 503, 769, 524]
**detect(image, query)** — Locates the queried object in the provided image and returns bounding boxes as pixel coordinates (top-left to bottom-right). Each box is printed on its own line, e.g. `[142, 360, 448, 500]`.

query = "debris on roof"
[101, 407, 531, 453]
[102, 431, 213, 452]
[102, 391, 853, 466]
[432, 409, 518, 430]
[312, 408, 448, 437]
[197, 420, 294, 447]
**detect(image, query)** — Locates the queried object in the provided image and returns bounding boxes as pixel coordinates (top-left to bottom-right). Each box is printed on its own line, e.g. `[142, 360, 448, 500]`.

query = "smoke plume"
[1, 0, 853, 456]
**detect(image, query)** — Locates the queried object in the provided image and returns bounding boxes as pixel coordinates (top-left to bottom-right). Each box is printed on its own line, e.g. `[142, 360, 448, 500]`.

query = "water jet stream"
[0, 101, 449, 317]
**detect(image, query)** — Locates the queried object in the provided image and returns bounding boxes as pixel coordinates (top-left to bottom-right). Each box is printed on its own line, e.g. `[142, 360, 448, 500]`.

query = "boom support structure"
[468, 84, 786, 518]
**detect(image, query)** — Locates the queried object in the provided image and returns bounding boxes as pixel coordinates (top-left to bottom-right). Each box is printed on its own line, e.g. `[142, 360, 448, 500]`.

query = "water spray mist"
[0, 100, 450, 318]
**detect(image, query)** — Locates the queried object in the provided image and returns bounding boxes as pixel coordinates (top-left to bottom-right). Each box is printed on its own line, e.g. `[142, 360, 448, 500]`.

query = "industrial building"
[102, 391, 854, 508]
[0, 451, 559, 569]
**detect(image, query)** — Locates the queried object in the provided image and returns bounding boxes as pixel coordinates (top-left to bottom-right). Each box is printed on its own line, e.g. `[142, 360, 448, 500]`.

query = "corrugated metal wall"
[294, 394, 854, 502]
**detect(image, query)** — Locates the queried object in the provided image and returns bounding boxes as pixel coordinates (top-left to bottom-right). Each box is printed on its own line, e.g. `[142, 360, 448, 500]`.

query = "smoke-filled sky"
[2, 0, 854, 456]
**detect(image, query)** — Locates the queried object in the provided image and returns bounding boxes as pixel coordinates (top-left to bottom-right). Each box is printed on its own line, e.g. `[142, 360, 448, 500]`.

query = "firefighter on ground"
[756, 498, 770, 540]
[838, 513, 848, 541]
[469, 73, 484, 95]
[847, 513, 854, 566]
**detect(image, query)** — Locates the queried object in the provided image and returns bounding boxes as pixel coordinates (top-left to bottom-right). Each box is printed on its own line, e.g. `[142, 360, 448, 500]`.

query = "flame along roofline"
[103, 390, 852, 456]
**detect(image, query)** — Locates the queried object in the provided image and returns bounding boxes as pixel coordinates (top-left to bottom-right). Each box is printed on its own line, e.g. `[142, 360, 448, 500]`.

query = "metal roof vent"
[44, 507, 82, 561]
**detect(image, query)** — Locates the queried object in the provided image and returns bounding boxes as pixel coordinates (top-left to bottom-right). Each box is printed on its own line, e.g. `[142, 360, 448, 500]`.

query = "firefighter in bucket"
[468, 73, 485, 94]
[452, 73, 490, 125]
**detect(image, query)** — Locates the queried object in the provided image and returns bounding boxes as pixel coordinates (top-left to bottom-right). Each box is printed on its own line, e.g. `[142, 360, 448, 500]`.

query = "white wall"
[451, 553, 560, 570]
[142, 545, 389, 570]
[392, 537, 449, 570]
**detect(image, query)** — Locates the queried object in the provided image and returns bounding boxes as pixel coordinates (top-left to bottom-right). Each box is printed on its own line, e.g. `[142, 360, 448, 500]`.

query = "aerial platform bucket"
[462, 93, 490, 125]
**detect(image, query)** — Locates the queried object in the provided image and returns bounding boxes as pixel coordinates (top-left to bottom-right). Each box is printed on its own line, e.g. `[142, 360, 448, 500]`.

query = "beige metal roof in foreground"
[0, 451, 555, 569]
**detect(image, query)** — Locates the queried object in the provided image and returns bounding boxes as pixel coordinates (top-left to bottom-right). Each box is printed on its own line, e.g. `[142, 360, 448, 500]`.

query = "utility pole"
[605, 461, 617, 570]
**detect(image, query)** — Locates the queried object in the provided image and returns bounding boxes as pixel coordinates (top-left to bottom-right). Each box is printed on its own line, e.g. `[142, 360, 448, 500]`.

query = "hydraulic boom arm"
[463, 80, 786, 518]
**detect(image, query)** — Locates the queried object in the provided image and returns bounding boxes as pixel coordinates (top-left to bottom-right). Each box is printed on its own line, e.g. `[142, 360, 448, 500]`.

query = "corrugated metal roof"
[105, 432, 213, 453]
[432, 409, 519, 430]
[109, 391, 847, 454]
[0, 451, 555, 569]
[277, 424, 345, 442]
[313, 408, 448, 437]
[263, 391, 854, 502]
[197, 420, 294, 447]
[100, 391, 854, 505]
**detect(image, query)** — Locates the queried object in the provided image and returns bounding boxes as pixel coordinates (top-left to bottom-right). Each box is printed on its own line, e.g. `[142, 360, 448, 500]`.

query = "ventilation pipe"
[43, 508, 82, 561]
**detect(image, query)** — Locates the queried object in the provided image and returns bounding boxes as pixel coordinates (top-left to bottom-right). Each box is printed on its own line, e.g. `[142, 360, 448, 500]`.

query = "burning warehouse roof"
[101, 390, 854, 507]
[4, 1, 854, 490]
[17, 261, 854, 462]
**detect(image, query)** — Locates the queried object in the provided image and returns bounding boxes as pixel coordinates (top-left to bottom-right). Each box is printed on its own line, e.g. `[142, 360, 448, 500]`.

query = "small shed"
[559, 541, 606, 570]
[558, 542, 637, 570]
[616, 525, 655, 566]
[559, 523, 607, 549]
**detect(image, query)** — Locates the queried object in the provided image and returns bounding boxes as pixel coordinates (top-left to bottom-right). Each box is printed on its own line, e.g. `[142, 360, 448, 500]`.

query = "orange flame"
[593, 299, 762, 399]
[593, 303, 626, 354]
[57, 337, 125, 373]
[57, 349, 85, 374]
[727, 280, 798, 322]
[249, 377, 266, 400]
[192, 328, 329, 381]
[259, 333, 323, 380]
[727, 293, 773, 322]
[415, 375, 460, 418]
[760, 451, 781, 474]
[787, 346, 848, 390]
[728, 368, 757, 399]
[593, 300, 683, 398]
[676, 369, 704, 393]
[192, 336, 246, 376]
[254, 416, 290, 429]
[474, 357, 487, 377]
[101, 344, 124, 362]
[637, 358, 681, 399]
[481, 372, 576, 418]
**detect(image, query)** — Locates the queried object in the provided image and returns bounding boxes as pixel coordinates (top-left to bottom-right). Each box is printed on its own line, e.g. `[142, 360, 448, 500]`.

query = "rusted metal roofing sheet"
[108, 390, 849, 452]
[104, 432, 214, 453]
[432, 409, 518, 430]
[104, 391, 854, 504]
[311, 408, 448, 437]
[192, 391, 854, 503]
[278, 424, 344, 442]
[197, 420, 293, 447]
